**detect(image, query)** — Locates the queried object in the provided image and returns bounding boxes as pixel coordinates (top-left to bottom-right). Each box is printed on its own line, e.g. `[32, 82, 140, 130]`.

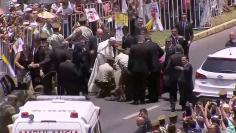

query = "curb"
[160, 19, 236, 49]
[193, 19, 236, 41]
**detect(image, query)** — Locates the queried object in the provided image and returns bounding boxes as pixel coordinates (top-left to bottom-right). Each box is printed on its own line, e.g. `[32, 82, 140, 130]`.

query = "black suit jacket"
[176, 21, 193, 42]
[225, 40, 236, 47]
[72, 42, 90, 71]
[39, 47, 71, 72]
[32, 46, 47, 63]
[165, 53, 184, 82]
[145, 40, 164, 72]
[134, 26, 147, 36]
[58, 60, 81, 89]
[88, 36, 106, 67]
[128, 43, 152, 73]
[122, 34, 135, 49]
[183, 63, 194, 90]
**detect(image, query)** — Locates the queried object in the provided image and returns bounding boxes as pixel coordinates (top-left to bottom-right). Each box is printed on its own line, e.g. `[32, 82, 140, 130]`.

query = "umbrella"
[38, 11, 56, 19]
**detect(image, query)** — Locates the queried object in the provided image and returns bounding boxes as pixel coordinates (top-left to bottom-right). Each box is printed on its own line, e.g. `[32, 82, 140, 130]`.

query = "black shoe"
[147, 99, 159, 103]
[171, 104, 176, 112]
[171, 107, 175, 112]
[131, 101, 139, 105]
[125, 97, 132, 102]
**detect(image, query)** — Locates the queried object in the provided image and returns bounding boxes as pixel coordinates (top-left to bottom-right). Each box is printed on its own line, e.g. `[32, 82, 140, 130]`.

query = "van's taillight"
[21, 112, 29, 118]
[195, 72, 207, 79]
[70, 111, 78, 118]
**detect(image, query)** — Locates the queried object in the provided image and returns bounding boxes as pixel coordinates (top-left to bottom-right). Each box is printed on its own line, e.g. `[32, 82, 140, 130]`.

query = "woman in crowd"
[14, 44, 32, 89]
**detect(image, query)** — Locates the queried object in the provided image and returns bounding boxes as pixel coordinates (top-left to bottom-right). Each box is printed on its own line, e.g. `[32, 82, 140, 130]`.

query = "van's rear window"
[202, 57, 236, 73]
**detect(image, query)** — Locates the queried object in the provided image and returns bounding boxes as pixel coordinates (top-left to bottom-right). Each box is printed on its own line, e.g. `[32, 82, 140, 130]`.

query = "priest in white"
[88, 37, 116, 93]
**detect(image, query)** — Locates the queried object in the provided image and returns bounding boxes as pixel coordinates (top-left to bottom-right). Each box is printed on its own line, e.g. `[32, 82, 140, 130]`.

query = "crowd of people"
[0, 0, 196, 107]
[134, 90, 236, 133]
[0, 0, 236, 133]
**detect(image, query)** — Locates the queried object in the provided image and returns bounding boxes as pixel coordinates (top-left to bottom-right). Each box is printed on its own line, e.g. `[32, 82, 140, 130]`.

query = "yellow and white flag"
[145, 18, 154, 32]
[1, 54, 16, 77]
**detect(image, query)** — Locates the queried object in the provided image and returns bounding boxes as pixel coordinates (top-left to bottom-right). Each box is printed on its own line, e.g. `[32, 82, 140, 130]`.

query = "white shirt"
[96, 63, 114, 82]
[114, 53, 128, 71]
[56, 2, 74, 15]
[97, 40, 114, 59]
[30, 21, 39, 28]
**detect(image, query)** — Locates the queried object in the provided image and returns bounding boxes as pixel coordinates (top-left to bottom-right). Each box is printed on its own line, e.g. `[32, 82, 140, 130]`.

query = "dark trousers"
[123, 71, 133, 100]
[61, 82, 79, 95]
[81, 70, 90, 95]
[179, 83, 193, 106]
[30, 69, 41, 87]
[182, 40, 190, 58]
[131, 72, 148, 102]
[58, 76, 79, 95]
[169, 79, 178, 104]
[147, 71, 160, 101]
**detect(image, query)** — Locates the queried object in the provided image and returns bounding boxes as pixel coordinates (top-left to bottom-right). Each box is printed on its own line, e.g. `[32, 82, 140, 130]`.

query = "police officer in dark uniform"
[165, 45, 184, 112]
[31, 41, 71, 95]
[145, 36, 164, 103]
[72, 39, 90, 97]
[30, 32, 50, 87]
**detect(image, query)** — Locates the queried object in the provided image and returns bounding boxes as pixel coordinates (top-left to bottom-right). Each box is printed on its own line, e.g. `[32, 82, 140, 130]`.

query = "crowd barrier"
[149, 0, 225, 30]
[0, 0, 235, 76]
[61, 1, 113, 37]
[60, 0, 229, 36]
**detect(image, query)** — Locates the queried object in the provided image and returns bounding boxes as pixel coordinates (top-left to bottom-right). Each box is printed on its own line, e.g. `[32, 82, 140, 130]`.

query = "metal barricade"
[61, 1, 114, 37]
[0, 40, 8, 75]
[0, 25, 34, 78]
[150, 0, 225, 30]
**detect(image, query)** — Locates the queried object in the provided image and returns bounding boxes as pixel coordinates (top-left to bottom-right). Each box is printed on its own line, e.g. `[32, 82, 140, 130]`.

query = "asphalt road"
[91, 26, 236, 133]
[0, 26, 234, 133]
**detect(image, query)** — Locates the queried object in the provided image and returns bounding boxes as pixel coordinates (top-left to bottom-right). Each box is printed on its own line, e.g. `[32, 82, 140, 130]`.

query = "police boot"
[170, 102, 176, 112]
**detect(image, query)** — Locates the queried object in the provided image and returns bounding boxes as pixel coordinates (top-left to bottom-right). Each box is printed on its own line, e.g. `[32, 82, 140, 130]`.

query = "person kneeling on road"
[95, 58, 115, 98]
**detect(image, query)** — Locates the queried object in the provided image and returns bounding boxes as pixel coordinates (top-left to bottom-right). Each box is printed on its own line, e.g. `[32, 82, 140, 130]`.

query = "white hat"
[24, 8, 32, 12]
[109, 37, 116, 41]
[15, 4, 21, 7]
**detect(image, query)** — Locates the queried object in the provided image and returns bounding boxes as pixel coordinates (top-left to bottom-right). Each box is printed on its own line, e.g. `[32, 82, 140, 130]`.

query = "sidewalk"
[151, 9, 236, 47]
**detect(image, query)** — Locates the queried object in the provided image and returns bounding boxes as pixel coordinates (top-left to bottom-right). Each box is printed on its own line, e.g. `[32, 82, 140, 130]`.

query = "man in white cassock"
[88, 37, 116, 93]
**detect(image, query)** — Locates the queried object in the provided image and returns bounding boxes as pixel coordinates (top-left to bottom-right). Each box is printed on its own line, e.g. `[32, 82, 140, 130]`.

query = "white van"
[8, 95, 102, 133]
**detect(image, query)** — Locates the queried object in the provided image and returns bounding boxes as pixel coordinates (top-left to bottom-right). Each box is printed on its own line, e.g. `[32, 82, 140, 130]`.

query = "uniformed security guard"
[30, 31, 50, 87]
[168, 112, 178, 125]
[47, 22, 64, 48]
[158, 115, 167, 133]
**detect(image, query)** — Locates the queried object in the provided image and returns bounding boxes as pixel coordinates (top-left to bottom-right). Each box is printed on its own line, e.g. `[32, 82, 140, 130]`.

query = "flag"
[115, 13, 128, 26]
[145, 18, 154, 31]
[1, 54, 16, 77]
